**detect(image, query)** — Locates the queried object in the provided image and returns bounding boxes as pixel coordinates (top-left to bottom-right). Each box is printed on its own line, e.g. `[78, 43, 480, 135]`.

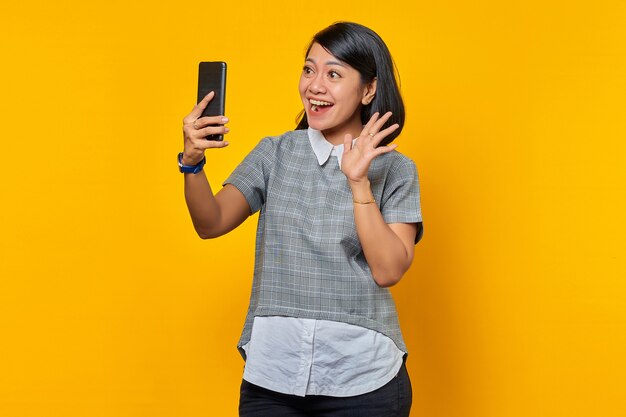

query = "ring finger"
[196, 125, 229, 138]
[361, 112, 381, 137]
[368, 112, 393, 136]
[361, 111, 392, 140]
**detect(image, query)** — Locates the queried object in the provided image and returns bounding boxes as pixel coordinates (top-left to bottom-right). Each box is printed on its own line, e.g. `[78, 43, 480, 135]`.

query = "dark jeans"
[239, 362, 412, 417]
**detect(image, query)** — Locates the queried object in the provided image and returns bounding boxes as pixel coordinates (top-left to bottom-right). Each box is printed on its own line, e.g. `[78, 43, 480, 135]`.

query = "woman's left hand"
[341, 112, 400, 184]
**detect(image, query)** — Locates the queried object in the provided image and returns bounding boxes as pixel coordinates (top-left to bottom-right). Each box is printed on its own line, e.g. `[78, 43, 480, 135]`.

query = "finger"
[360, 112, 380, 136]
[370, 123, 399, 147]
[370, 111, 393, 134]
[360, 112, 392, 144]
[372, 143, 398, 157]
[343, 133, 353, 151]
[194, 115, 229, 130]
[207, 137, 231, 148]
[198, 125, 230, 138]
[200, 140, 230, 149]
[184, 91, 215, 123]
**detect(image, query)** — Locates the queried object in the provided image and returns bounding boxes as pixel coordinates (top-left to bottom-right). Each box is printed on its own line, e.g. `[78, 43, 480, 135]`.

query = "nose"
[308, 72, 326, 94]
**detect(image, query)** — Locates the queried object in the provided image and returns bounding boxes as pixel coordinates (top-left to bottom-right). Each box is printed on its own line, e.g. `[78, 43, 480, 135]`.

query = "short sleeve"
[223, 137, 274, 214]
[380, 158, 423, 226]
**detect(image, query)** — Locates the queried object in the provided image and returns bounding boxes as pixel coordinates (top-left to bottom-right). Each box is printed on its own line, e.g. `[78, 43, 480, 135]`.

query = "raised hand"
[340, 112, 399, 184]
[181, 91, 230, 165]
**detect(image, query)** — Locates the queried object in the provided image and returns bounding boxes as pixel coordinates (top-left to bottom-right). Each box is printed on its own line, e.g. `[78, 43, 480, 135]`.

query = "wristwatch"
[178, 152, 206, 174]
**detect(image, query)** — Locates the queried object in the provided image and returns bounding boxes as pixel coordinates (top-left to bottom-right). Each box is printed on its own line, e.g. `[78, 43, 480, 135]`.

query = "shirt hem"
[242, 356, 404, 398]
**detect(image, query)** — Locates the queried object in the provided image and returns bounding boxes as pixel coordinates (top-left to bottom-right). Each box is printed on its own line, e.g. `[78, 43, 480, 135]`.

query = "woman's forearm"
[184, 170, 222, 239]
[350, 180, 415, 287]
[183, 168, 250, 239]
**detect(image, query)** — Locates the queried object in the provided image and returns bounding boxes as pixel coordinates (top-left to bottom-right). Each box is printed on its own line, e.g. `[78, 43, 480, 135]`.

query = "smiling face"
[299, 42, 376, 145]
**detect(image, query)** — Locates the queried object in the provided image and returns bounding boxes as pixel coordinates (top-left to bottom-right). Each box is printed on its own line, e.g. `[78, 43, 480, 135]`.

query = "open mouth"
[309, 98, 334, 113]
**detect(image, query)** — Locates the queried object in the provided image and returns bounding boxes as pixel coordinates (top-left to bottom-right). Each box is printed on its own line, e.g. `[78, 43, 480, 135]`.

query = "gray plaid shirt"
[224, 128, 422, 355]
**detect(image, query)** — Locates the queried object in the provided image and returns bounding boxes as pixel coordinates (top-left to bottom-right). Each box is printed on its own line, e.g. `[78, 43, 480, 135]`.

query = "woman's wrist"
[182, 152, 204, 166]
[349, 179, 374, 202]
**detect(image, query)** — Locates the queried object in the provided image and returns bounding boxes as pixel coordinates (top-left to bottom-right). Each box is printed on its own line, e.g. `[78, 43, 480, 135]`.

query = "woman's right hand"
[181, 91, 230, 165]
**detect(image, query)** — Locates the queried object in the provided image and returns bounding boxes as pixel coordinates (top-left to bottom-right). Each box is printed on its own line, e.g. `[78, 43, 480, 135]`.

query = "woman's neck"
[321, 119, 363, 146]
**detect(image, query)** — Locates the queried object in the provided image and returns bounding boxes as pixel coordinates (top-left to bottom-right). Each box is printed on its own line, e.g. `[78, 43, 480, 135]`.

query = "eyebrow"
[305, 58, 347, 68]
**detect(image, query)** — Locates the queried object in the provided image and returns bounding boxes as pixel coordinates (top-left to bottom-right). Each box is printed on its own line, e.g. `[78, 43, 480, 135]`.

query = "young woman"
[180, 22, 423, 417]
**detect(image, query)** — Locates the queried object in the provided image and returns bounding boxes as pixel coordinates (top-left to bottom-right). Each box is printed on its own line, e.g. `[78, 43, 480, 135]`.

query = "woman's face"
[299, 42, 376, 143]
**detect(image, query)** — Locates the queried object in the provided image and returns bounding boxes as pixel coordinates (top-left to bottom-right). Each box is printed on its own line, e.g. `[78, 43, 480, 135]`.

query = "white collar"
[307, 127, 354, 168]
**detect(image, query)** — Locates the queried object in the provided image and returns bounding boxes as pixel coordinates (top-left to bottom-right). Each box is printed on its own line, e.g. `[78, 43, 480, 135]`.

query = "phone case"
[197, 61, 227, 141]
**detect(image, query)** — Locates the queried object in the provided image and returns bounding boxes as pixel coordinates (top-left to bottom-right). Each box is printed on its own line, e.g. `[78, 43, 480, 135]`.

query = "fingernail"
[221, 117, 229, 123]
[223, 141, 230, 146]
[224, 127, 230, 132]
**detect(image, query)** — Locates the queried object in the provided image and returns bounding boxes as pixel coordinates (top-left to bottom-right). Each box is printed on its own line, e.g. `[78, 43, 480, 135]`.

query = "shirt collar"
[307, 127, 348, 167]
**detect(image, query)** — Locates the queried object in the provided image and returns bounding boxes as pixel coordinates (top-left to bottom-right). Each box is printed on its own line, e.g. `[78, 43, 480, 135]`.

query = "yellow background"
[1, 1, 625, 416]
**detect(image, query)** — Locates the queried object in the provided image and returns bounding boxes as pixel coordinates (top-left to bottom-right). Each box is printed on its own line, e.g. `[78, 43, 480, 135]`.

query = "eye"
[328, 70, 341, 79]
[302, 66, 314, 77]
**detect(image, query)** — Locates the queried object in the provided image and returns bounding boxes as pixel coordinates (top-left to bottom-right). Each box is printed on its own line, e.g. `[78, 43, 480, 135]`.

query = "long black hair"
[296, 22, 405, 146]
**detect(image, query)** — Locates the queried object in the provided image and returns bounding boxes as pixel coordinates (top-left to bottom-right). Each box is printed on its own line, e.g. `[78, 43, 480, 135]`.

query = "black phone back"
[197, 61, 227, 140]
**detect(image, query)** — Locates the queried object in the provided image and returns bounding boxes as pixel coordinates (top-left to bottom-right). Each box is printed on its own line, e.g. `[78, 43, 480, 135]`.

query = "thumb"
[343, 134, 353, 151]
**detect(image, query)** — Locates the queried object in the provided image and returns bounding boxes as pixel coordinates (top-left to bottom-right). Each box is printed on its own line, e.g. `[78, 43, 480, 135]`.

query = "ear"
[361, 77, 377, 105]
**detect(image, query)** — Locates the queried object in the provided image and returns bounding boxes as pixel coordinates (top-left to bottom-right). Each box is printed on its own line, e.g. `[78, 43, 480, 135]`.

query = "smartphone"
[197, 61, 227, 141]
